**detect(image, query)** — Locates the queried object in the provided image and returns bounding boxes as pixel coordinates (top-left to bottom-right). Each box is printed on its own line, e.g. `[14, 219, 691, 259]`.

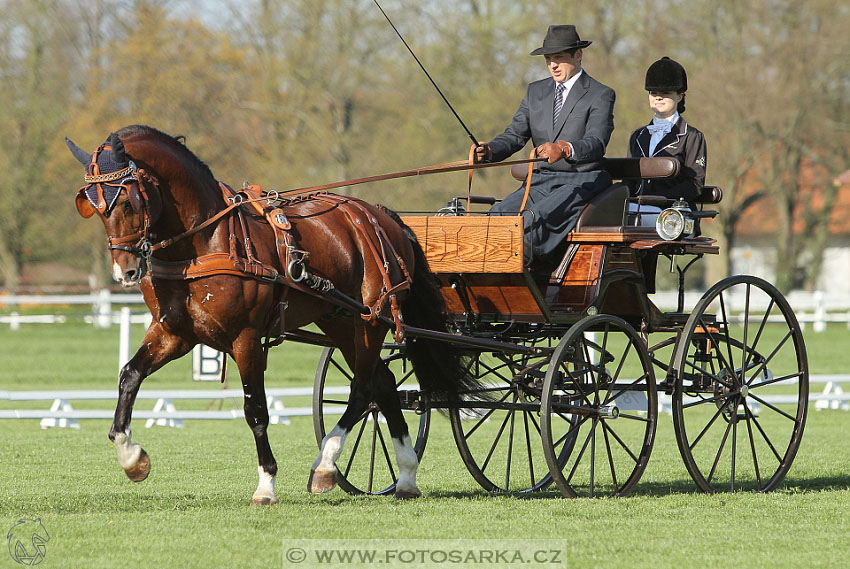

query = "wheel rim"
[449, 339, 559, 493]
[541, 315, 657, 498]
[672, 276, 808, 493]
[313, 346, 430, 495]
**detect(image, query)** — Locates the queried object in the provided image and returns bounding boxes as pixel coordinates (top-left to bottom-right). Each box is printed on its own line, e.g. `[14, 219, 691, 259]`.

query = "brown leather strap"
[519, 148, 538, 213]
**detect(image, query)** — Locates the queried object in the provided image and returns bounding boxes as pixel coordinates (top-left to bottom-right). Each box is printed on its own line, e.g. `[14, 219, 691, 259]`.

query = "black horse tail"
[380, 208, 479, 403]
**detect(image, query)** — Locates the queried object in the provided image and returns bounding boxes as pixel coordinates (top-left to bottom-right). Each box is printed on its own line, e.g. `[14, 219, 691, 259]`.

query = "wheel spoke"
[748, 370, 804, 390]
[481, 407, 514, 474]
[463, 389, 513, 440]
[744, 330, 794, 386]
[602, 422, 620, 494]
[343, 415, 370, 478]
[706, 419, 733, 484]
[601, 420, 640, 463]
[566, 418, 597, 485]
[375, 419, 397, 484]
[744, 405, 763, 490]
[523, 411, 536, 488]
[683, 391, 732, 410]
[688, 403, 726, 452]
[748, 411, 784, 462]
[553, 413, 588, 449]
[330, 357, 354, 381]
[505, 400, 517, 489]
[604, 374, 648, 406]
[747, 392, 798, 422]
[744, 297, 776, 373]
[368, 414, 378, 493]
[718, 293, 738, 379]
[741, 283, 751, 379]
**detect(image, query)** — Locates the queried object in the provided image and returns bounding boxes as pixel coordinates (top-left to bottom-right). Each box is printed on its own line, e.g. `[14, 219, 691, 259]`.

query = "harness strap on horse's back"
[306, 194, 412, 342]
[147, 187, 412, 342]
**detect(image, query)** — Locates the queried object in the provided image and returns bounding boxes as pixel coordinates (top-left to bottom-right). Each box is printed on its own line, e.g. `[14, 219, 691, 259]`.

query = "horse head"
[66, 133, 162, 287]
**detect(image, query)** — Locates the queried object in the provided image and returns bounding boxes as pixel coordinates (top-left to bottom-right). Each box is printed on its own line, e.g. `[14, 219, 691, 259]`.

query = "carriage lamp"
[655, 200, 695, 241]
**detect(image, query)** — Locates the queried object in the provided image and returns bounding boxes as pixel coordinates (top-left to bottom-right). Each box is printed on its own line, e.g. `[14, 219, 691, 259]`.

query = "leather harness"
[102, 166, 412, 343]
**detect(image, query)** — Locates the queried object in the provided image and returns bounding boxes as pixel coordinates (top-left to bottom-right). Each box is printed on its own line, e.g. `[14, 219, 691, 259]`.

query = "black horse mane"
[114, 124, 216, 186]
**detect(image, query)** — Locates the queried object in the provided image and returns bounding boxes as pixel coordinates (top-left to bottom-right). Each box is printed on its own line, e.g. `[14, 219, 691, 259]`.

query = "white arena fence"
[0, 376, 846, 429]
[1, 290, 849, 428]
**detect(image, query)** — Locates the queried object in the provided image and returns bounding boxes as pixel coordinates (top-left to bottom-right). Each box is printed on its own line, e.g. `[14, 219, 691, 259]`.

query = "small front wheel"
[541, 315, 657, 498]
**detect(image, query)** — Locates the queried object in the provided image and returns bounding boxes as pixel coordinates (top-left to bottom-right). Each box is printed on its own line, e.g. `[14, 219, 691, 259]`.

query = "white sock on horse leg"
[392, 434, 420, 493]
[313, 424, 347, 472]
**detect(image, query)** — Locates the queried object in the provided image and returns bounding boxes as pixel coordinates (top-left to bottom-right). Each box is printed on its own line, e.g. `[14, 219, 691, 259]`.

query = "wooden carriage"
[313, 157, 809, 498]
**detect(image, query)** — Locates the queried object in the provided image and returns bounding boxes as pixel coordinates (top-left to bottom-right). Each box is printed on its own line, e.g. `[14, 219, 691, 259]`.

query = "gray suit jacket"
[487, 71, 615, 172]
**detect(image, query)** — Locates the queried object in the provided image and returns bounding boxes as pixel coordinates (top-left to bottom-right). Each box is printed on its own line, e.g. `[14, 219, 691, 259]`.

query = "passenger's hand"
[536, 142, 565, 164]
[473, 142, 491, 163]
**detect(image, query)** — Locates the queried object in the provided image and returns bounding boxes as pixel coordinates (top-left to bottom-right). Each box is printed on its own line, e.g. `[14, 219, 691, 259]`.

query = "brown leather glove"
[536, 141, 565, 164]
[556, 140, 572, 160]
[473, 143, 492, 163]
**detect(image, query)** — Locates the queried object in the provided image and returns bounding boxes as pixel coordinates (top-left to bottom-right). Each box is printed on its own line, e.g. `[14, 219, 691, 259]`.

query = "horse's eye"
[122, 200, 134, 214]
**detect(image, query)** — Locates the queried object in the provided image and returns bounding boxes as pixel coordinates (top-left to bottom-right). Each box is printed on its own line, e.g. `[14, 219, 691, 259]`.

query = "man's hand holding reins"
[536, 140, 572, 164]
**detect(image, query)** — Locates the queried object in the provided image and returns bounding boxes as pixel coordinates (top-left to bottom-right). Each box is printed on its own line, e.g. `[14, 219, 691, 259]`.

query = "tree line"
[1, 0, 848, 292]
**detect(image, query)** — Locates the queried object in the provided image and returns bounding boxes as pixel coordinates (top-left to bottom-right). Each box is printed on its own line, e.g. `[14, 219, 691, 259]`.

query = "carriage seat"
[508, 157, 721, 233]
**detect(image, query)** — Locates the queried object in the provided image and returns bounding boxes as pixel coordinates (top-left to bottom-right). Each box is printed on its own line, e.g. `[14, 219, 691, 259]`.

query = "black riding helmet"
[645, 57, 687, 113]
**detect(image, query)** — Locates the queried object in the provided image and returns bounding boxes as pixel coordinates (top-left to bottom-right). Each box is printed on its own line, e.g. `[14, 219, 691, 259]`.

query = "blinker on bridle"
[78, 143, 162, 275]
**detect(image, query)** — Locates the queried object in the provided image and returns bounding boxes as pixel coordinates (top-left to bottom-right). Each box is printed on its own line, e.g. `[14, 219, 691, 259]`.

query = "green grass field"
[2, 320, 850, 568]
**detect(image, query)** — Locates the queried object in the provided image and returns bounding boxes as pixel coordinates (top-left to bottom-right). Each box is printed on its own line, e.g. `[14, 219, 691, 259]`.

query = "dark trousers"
[490, 169, 612, 265]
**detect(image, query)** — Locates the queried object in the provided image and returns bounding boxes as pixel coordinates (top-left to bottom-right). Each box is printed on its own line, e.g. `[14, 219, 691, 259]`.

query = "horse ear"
[75, 189, 96, 218]
[65, 137, 92, 166]
[109, 133, 129, 163]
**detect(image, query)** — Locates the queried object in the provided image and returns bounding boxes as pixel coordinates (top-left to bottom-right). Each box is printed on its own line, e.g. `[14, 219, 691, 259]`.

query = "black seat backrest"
[574, 183, 630, 230]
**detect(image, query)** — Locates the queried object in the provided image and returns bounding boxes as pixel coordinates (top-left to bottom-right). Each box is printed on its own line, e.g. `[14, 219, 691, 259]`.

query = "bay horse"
[66, 125, 475, 503]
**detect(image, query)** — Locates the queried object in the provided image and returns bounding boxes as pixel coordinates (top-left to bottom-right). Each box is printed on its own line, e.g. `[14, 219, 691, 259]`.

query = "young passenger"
[628, 57, 707, 217]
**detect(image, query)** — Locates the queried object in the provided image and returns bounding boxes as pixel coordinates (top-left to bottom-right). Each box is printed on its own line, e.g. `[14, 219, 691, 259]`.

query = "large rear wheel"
[671, 275, 808, 493]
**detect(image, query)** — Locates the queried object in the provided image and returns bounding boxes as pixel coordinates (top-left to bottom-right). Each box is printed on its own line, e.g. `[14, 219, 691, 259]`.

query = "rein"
[273, 155, 547, 199]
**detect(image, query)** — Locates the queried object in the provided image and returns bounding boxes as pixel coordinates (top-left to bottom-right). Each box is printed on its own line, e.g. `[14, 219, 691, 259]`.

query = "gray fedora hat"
[530, 25, 592, 55]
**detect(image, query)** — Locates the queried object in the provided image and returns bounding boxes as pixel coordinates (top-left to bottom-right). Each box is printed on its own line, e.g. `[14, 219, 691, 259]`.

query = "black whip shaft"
[373, 0, 480, 147]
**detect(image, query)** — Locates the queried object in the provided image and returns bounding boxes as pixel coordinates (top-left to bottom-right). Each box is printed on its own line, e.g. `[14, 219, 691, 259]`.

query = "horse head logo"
[6, 518, 50, 566]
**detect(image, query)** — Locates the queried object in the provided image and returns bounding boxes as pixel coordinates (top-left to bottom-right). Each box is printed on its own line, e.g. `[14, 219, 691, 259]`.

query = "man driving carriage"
[473, 24, 615, 267]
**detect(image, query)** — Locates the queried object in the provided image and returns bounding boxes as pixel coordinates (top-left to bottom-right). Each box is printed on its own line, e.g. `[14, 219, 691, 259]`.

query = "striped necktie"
[553, 82, 566, 126]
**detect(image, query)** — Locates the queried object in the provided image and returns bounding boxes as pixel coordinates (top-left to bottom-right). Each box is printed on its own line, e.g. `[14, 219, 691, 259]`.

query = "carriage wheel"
[671, 275, 808, 493]
[313, 345, 430, 496]
[449, 339, 559, 493]
[541, 315, 657, 498]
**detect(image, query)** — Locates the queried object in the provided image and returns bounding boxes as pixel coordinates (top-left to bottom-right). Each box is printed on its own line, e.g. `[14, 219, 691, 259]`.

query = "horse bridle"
[78, 146, 163, 276]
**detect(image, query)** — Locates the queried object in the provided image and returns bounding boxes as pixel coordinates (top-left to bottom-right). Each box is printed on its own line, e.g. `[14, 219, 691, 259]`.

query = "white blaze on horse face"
[112, 256, 142, 287]
[392, 434, 420, 495]
[112, 262, 124, 283]
[112, 430, 143, 470]
[312, 424, 348, 473]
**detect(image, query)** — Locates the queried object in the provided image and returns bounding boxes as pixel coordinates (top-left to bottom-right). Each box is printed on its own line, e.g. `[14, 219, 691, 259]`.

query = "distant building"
[729, 164, 850, 294]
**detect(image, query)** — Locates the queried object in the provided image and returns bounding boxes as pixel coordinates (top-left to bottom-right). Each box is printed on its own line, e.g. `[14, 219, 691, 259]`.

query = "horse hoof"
[308, 469, 336, 494]
[124, 449, 151, 482]
[251, 496, 279, 506]
[393, 488, 422, 500]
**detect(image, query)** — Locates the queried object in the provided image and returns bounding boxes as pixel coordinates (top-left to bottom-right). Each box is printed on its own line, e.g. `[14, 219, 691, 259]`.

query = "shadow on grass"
[424, 473, 850, 501]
